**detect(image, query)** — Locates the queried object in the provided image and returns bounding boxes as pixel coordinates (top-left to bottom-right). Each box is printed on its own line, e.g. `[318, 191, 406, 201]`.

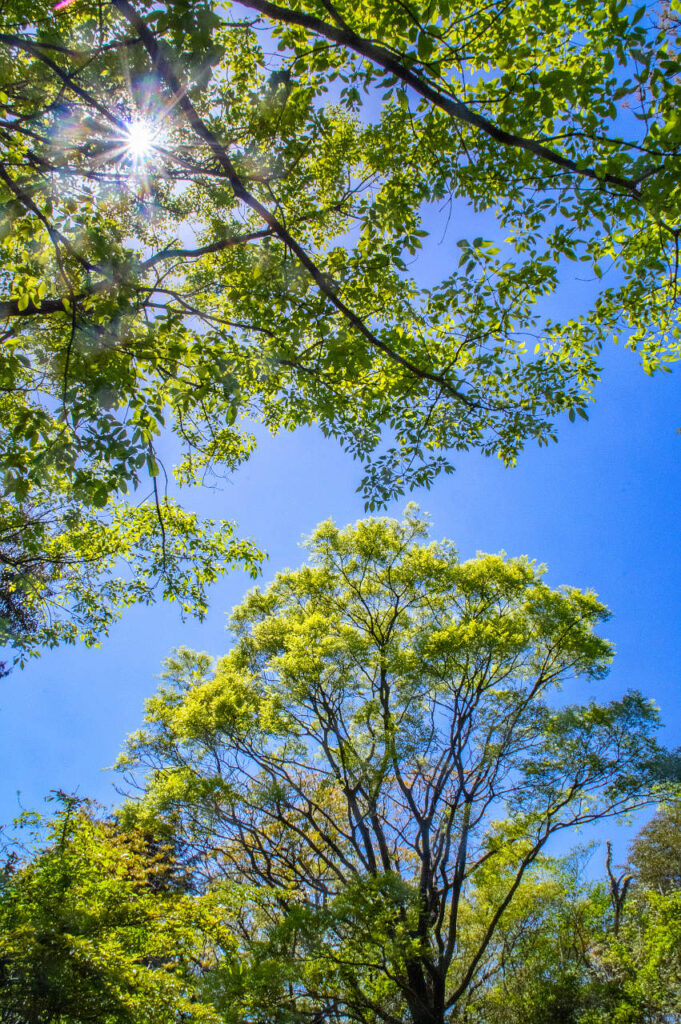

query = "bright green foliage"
[455, 857, 614, 1024]
[2, 0, 681, 655]
[117, 508, 667, 1024]
[461, 825, 681, 1024]
[0, 795, 234, 1024]
[0, 499, 261, 666]
[580, 886, 681, 1024]
[628, 801, 681, 894]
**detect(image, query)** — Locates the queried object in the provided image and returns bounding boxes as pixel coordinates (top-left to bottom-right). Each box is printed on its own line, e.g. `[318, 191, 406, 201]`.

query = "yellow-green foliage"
[0, 797, 236, 1024]
[116, 508, 669, 1024]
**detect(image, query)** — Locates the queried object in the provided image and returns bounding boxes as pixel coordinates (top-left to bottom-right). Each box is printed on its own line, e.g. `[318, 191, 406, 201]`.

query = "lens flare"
[125, 120, 156, 159]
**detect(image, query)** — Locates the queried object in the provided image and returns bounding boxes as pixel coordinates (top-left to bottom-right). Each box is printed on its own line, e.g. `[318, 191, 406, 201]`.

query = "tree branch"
[233, 0, 642, 196]
[111, 0, 475, 406]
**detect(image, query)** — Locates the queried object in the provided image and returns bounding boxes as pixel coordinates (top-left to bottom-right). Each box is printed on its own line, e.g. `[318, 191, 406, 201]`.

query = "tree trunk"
[403, 960, 446, 1024]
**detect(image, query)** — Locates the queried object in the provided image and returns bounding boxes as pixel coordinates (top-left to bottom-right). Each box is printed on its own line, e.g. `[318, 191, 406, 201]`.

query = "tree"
[589, 803, 681, 1024]
[471, 835, 679, 1019]
[0, 794, 233, 1024]
[449, 812, 681, 1024]
[0, 540, 47, 677]
[449, 862, 681, 1024]
[1, 0, 680, 655]
[581, 886, 681, 1024]
[628, 801, 681, 894]
[117, 508, 669, 1024]
[454, 855, 613, 1024]
[0, 498, 262, 668]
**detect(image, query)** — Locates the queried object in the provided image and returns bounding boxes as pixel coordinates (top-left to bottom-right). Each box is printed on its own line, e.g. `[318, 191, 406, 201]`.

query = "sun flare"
[125, 119, 156, 160]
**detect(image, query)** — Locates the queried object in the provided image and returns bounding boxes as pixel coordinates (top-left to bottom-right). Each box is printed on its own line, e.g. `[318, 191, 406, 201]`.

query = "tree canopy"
[0, 795, 235, 1024]
[2, 0, 681, 658]
[456, 844, 681, 1024]
[5, 796, 680, 1024]
[628, 801, 681, 894]
[116, 508, 671, 1024]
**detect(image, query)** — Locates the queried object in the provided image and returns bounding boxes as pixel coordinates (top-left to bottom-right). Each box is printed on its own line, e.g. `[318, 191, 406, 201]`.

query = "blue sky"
[1, 327, 678, 868]
[1, 84, 680, 873]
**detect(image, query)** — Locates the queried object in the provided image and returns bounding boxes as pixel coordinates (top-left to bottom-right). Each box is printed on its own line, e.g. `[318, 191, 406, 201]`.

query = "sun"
[125, 119, 157, 160]
[88, 107, 168, 184]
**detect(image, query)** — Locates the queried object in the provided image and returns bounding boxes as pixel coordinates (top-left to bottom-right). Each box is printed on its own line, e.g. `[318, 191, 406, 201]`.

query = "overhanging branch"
[111, 0, 476, 406]
[233, 0, 642, 196]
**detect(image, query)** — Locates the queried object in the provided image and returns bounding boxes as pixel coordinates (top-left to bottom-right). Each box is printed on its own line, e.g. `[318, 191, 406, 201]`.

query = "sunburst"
[122, 118, 162, 167]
